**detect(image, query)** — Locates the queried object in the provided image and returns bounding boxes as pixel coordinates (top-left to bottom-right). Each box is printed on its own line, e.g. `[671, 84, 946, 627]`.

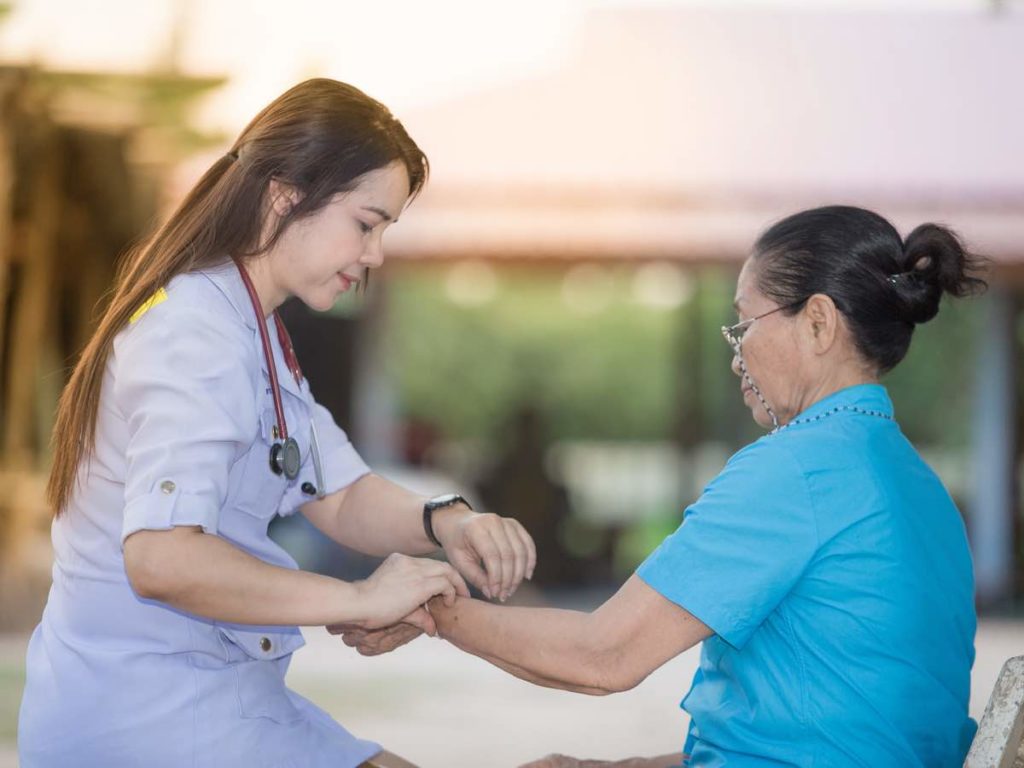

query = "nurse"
[349, 206, 984, 767]
[19, 78, 535, 768]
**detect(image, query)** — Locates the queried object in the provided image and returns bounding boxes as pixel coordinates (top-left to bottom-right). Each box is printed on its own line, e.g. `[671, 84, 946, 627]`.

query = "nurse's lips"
[337, 273, 359, 292]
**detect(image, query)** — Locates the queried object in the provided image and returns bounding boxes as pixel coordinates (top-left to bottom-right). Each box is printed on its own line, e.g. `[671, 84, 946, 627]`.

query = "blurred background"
[0, 0, 1022, 765]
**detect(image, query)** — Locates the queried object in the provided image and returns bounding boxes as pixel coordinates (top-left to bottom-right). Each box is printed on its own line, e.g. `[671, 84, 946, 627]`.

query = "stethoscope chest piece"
[269, 437, 302, 480]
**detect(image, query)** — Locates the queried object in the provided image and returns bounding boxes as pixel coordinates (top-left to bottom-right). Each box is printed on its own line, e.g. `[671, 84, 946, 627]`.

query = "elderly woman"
[343, 205, 984, 767]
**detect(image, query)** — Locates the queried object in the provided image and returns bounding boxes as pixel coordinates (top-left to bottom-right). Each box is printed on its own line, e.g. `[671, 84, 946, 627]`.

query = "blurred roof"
[390, 6, 1024, 269]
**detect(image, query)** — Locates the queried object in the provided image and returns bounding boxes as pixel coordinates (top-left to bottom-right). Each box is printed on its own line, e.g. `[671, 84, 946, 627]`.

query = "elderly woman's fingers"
[339, 618, 426, 656]
[517, 755, 583, 768]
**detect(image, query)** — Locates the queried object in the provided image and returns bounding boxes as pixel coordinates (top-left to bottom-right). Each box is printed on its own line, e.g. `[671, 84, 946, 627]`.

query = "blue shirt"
[19, 263, 381, 767]
[637, 384, 976, 768]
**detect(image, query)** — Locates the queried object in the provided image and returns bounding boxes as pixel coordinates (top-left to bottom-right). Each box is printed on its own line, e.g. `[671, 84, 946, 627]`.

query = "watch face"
[431, 493, 460, 506]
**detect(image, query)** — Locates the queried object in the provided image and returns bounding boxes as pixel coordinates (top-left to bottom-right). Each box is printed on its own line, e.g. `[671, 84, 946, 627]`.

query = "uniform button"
[160, 480, 176, 494]
[259, 637, 272, 653]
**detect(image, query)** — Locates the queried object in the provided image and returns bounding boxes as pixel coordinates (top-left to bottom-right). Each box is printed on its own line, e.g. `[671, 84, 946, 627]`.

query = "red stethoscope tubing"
[233, 258, 302, 441]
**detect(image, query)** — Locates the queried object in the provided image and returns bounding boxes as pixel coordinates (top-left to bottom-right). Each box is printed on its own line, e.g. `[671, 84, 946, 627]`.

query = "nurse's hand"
[354, 553, 469, 633]
[432, 509, 537, 603]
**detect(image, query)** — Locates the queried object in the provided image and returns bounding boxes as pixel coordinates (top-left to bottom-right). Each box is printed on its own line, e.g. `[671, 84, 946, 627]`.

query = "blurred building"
[368, 6, 1024, 604]
[3, 3, 1023, 615]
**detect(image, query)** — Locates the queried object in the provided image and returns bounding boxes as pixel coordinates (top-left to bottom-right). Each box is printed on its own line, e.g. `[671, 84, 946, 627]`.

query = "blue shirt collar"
[786, 383, 894, 425]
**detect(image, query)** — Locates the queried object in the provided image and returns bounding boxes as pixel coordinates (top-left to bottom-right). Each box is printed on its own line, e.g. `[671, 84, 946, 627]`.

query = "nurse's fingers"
[510, 518, 538, 583]
[502, 521, 527, 599]
[430, 560, 471, 599]
[417, 574, 460, 610]
[399, 553, 470, 599]
[488, 524, 520, 601]
[475, 526, 511, 601]
[502, 518, 533, 597]
[401, 606, 436, 637]
[447, 548, 490, 598]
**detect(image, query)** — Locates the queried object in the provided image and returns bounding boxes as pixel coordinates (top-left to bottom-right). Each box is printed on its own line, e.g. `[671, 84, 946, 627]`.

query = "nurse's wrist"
[334, 578, 372, 626]
[429, 503, 475, 549]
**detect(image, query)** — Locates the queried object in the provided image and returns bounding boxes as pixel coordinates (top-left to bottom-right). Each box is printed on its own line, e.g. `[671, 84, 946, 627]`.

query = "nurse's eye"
[357, 220, 373, 234]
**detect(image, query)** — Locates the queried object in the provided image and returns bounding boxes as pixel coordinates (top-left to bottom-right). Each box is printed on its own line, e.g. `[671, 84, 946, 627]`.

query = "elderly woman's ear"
[801, 293, 842, 353]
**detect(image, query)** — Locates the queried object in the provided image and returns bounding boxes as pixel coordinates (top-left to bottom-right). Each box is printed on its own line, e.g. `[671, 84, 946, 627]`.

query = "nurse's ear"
[801, 293, 841, 355]
[267, 179, 302, 218]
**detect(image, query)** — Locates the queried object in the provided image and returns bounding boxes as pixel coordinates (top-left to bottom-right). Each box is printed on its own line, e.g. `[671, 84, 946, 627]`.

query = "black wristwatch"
[423, 493, 472, 548]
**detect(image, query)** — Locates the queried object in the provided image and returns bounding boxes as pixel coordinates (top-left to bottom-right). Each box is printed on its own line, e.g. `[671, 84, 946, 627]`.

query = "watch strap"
[423, 494, 472, 548]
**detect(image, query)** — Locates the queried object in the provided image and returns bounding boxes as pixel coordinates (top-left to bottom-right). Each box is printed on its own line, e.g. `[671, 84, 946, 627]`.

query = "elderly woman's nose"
[730, 353, 742, 376]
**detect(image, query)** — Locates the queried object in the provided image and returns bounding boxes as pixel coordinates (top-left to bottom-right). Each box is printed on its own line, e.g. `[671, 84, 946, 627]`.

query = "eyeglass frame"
[721, 298, 808, 351]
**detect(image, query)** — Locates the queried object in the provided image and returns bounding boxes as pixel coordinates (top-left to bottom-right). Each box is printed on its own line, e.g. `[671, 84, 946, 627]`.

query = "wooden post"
[970, 287, 1019, 606]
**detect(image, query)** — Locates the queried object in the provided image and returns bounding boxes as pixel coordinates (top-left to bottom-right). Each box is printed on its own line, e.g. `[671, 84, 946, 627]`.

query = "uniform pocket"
[217, 625, 306, 724]
[232, 407, 289, 520]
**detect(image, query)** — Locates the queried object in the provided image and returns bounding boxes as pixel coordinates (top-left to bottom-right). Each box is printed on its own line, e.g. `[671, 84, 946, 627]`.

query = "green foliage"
[884, 295, 981, 448]
[385, 266, 980, 451]
[386, 268, 686, 441]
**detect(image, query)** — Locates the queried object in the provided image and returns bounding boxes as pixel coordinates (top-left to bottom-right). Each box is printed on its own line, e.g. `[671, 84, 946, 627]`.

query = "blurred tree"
[0, 57, 227, 627]
[385, 265, 979, 460]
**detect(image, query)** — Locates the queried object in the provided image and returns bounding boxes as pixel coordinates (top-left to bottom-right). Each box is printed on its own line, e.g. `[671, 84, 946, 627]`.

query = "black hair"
[751, 205, 986, 374]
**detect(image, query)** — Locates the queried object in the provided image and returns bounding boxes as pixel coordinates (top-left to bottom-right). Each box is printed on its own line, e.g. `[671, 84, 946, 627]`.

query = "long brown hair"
[48, 78, 428, 515]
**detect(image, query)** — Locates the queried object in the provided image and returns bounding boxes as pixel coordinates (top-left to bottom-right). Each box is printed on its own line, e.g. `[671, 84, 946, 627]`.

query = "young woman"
[19, 78, 535, 768]
[348, 206, 983, 768]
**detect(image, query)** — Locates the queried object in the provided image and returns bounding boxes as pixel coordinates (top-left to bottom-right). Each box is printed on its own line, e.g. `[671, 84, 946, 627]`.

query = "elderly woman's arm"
[426, 574, 711, 695]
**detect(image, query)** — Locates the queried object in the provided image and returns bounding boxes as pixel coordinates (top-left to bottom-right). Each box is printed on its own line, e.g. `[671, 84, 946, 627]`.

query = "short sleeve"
[279, 396, 370, 516]
[113, 307, 258, 547]
[636, 438, 818, 649]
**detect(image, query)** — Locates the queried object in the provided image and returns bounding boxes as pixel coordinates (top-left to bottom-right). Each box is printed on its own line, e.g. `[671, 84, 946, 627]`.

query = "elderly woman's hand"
[328, 608, 427, 655]
[518, 757, 682, 768]
[518, 757, 590, 768]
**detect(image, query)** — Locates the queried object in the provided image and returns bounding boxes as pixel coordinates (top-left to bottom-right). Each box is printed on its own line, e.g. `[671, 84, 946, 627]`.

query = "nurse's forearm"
[314, 473, 454, 556]
[124, 526, 370, 626]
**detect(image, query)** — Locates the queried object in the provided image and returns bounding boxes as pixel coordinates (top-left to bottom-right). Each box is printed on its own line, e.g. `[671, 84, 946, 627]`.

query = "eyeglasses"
[721, 299, 806, 351]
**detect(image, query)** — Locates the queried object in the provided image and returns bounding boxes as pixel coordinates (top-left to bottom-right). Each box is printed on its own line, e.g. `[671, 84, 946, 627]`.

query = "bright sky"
[0, 0, 1008, 132]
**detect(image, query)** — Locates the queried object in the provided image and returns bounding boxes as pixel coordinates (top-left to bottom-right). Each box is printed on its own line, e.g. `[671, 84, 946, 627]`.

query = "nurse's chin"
[298, 294, 338, 313]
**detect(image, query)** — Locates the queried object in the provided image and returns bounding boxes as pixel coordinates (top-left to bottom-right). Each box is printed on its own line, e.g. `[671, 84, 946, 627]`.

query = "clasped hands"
[327, 507, 535, 653]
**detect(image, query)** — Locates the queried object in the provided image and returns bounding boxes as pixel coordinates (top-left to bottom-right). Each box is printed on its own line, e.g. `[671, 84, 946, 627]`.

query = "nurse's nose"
[360, 236, 385, 270]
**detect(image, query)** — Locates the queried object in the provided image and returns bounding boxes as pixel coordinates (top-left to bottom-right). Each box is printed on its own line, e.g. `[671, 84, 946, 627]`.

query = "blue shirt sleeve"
[113, 305, 259, 546]
[637, 437, 819, 650]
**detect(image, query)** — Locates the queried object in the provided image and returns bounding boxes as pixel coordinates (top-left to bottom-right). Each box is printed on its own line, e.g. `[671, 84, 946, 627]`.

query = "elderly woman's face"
[729, 260, 808, 429]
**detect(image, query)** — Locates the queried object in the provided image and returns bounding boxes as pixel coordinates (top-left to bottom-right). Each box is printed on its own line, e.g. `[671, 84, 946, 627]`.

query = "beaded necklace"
[771, 404, 893, 435]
